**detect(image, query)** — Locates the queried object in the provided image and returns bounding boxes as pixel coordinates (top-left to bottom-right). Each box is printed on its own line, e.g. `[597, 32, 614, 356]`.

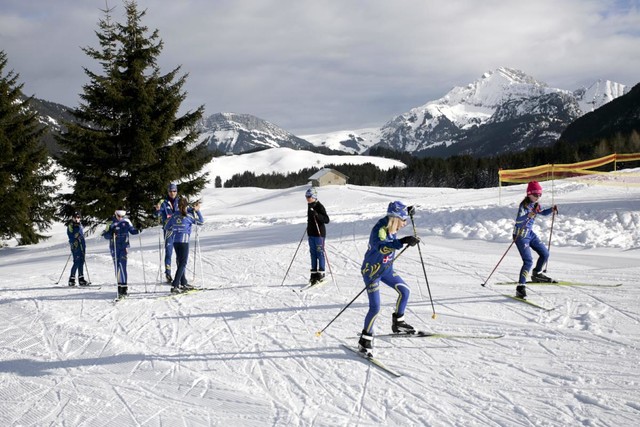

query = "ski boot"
[309, 270, 318, 285]
[117, 283, 128, 299]
[316, 271, 326, 284]
[170, 286, 182, 294]
[165, 271, 173, 283]
[392, 313, 416, 334]
[532, 271, 554, 283]
[68, 276, 76, 287]
[180, 283, 195, 291]
[358, 330, 374, 358]
[78, 276, 89, 286]
[516, 285, 527, 299]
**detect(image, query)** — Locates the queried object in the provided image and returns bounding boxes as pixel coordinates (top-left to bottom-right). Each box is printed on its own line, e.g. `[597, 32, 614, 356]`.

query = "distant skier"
[358, 201, 420, 357]
[512, 181, 558, 298]
[166, 198, 204, 294]
[102, 209, 141, 299]
[305, 187, 330, 286]
[155, 182, 181, 282]
[67, 211, 88, 286]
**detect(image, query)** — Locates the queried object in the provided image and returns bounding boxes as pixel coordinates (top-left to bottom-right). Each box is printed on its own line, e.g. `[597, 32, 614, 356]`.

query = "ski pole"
[139, 233, 147, 293]
[315, 287, 366, 337]
[315, 246, 410, 337]
[312, 215, 338, 292]
[481, 240, 515, 287]
[543, 210, 556, 273]
[157, 225, 163, 283]
[112, 233, 119, 288]
[409, 211, 436, 319]
[55, 252, 72, 284]
[81, 244, 92, 285]
[280, 228, 307, 286]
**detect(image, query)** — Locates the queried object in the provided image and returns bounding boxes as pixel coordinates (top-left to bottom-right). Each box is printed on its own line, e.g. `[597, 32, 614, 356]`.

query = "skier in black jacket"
[305, 187, 330, 285]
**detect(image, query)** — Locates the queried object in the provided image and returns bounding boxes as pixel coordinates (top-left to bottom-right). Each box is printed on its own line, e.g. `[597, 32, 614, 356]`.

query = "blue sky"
[1, 0, 639, 134]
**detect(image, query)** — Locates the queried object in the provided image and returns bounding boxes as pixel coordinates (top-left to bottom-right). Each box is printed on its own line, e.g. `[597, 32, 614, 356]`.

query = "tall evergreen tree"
[0, 50, 58, 245]
[56, 2, 212, 228]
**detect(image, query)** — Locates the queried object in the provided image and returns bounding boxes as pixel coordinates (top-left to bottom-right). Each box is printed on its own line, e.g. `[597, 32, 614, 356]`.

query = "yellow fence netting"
[499, 153, 640, 187]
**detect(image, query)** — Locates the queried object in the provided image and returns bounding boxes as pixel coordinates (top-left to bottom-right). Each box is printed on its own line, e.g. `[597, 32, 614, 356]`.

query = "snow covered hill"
[1, 173, 639, 425]
[205, 146, 406, 185]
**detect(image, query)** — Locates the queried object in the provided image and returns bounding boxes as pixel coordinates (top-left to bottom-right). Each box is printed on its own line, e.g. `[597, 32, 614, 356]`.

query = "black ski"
[341, 344, 401, 378]
[376, 330, 504, 340]
[503, 294, 554, 311]
[495, 281, 622, 288]
[55, 285, 102, 290]
[298, 278, 330, 293]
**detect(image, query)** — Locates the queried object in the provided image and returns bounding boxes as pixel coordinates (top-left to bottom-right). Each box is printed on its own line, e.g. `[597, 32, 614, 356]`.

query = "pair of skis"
[342, 330, 505, 377]
[496, 280, 623, 311]
[297, 278, 330, 293]
[113, 287, 216, 303]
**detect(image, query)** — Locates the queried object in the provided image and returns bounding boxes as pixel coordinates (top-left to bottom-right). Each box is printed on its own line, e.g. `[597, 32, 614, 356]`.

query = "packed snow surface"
[1, 172, 639, 426]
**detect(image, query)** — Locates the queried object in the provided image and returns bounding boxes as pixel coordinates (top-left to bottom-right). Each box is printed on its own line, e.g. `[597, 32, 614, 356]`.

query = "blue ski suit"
[155, 195, 181, 276]
[360, 216, 411, 334]
[67, 222, 86, 279]
[513, 200, 554, 284]
[166, 209, 204, 288]
[102, 216, 141, 285]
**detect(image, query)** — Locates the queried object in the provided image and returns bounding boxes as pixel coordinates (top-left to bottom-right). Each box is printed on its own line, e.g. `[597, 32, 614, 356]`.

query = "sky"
[1, 0, 640, 135]
[1, 149, 639, 424]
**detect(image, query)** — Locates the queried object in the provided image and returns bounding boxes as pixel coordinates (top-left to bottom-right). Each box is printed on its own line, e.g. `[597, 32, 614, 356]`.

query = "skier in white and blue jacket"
[166, 197, 204, 293]
[67, 211, 88, 286]
[102, 209, 141, 298]
[513, 181, 558, 299]
[155, 182, 181, 282]
[357, 201, 420, 357]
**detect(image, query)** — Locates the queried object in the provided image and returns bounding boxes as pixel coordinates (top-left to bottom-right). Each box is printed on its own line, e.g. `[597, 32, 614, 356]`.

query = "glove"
[399, 236, 420, 246]
[407, 205, 416, 216]
[552, 205, 559, 214]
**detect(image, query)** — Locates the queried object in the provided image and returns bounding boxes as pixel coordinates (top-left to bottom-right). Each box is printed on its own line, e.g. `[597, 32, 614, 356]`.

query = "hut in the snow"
[308, 168, 348, 187]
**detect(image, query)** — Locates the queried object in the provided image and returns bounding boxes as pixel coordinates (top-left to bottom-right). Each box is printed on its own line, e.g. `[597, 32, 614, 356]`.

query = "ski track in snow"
[1, 181, 640, 426]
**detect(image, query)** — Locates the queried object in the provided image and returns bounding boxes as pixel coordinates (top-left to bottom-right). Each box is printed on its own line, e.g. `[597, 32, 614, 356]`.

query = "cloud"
[1, 0, 639, 134]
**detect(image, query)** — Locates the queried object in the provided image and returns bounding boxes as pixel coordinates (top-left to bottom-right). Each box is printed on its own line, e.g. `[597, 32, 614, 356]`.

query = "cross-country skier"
[358, 201, 420, 357]
[66, 211, 88, 286]
[102, 209, 141, 298]
[305, 187, 330, 285]
[155, 182, 181, 282]
[512, 181, 558, 298]
[166, 198, 204, 294]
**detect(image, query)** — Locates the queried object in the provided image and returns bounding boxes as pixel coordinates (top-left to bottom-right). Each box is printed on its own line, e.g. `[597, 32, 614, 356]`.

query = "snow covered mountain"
[302, 128, 381, 154]
[304, 67, 630, 157]
[197, 112, 313, 154]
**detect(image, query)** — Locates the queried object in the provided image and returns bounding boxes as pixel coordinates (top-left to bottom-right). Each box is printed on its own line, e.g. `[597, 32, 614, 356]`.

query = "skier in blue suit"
[166, 198, 204, 294]
[357, 201, 420, 356]
[67, 211, 88, 286]
[155, 182, 181, 282]
[102, 209, 141, 298]
[513, 181, 558, 298]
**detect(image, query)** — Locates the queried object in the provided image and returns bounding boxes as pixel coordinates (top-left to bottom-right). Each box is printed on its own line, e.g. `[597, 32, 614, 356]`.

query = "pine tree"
[56, 1, 212, 228]
[0, 50, 58, 245]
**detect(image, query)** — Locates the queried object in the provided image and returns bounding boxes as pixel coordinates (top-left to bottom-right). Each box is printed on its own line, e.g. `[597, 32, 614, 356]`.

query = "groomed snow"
[1, 169, 639, 426]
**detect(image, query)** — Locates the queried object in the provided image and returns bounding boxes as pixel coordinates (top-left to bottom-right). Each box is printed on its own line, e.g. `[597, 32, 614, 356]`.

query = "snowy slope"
[1, 172, 639, 426]
[206, 146, 405, 184]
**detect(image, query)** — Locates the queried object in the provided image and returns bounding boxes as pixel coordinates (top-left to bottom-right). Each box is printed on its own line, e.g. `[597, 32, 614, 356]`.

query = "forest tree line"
[224, 130, 640, 189]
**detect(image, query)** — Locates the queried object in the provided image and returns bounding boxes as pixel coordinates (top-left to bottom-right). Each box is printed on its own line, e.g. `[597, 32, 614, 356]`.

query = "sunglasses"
[531, 193, 542, 197]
